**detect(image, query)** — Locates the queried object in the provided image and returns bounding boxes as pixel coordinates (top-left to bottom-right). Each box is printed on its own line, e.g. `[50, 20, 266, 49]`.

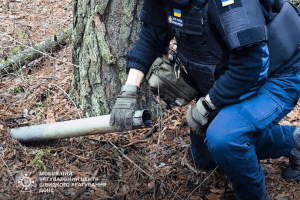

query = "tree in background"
[69, 0, 157, 117]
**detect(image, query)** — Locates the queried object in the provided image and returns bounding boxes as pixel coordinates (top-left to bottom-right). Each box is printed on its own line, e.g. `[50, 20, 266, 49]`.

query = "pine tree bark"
[69, 0, 157, 118]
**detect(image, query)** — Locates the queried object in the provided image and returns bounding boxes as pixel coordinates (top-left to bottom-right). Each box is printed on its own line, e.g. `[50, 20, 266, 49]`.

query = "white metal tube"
[11, 110, 151, 142]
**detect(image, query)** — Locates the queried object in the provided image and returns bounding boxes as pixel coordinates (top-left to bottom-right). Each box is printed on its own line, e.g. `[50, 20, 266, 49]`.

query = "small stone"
[160, 143, 166, 147]
[159, 163, 166, 168]
[23, 109, 28, 117]
[277, 187, 281, 191]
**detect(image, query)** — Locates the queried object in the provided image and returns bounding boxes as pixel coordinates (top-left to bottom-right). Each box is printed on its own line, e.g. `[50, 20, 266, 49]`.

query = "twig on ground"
[41, 82, 82, 119]
[122, 140, 148, 148]
[159, 127, 167, 138]
[109, 141, 152, 177]
[186, 166, 219, 199]
[164, 114, 176, 122]
[65, 149, 109, 167]
[144, 114, 176, 138]
[66, 150, 89, 160]
[0, 152, 16, 183]
[36, 77, 55, 79]
[145, 113, 176, 138]
[182, 145, 200, 174]
[109, 141, 184, 200]
[144, 125, 158, 138]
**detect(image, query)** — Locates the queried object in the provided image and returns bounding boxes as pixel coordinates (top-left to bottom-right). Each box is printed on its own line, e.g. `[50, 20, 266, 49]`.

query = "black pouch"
[146, 55, 198, 107]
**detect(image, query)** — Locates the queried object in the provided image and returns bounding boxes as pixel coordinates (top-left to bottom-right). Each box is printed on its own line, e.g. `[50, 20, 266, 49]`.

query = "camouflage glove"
[186, 95, 218, 135]
[109, 85, 138, 130]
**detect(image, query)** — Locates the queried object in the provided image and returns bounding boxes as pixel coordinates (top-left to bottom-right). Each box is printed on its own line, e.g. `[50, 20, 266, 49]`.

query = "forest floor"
[1, 0, 300, 199]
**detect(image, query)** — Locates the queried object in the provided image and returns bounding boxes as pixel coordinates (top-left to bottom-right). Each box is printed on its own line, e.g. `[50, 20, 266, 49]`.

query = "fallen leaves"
[206, 193, 222, 200]
[287, 110, 299, 120]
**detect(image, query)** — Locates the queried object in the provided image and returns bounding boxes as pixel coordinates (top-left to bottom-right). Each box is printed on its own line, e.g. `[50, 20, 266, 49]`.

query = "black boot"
[282, 127, 300, 181]
[189, 130, 217, 170]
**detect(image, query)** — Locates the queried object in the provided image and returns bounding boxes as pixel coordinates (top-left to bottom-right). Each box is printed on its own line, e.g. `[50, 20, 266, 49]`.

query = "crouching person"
[109, 0, 300, 199]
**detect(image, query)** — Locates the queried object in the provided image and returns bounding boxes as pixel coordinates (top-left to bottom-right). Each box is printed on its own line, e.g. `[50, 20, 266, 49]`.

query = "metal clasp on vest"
[172, 55, 188, 79]
[174, 62, 180, 79]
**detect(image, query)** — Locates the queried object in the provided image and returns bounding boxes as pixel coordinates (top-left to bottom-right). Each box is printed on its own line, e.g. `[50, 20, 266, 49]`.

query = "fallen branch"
[0, 28, 72, 75]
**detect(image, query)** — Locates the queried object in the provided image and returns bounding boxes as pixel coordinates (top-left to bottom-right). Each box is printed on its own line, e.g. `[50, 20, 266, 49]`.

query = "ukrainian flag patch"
[174, 9, 181, 18]
[221, 0, 234, 7]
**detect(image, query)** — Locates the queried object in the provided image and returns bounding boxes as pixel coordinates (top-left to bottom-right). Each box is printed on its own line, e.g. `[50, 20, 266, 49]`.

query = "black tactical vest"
[156, 0, 300, 95]
[162, 0, 229, 95]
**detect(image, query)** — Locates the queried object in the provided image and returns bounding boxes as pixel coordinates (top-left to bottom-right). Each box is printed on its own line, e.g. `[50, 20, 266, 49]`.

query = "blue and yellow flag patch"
[173, 9, 181, 18]
[221, 0, 234, 7]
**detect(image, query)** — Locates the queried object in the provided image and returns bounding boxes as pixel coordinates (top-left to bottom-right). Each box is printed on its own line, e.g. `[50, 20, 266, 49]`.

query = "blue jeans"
[190, 70, 300, 200]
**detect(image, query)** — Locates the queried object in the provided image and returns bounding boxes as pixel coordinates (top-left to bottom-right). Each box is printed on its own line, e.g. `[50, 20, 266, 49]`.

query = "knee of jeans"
[206, 125, 233, 155]
[206, 124, 253, 157]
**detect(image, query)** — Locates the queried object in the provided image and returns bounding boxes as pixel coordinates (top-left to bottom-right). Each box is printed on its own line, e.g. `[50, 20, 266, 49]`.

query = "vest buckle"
[174, 62, 180, 79]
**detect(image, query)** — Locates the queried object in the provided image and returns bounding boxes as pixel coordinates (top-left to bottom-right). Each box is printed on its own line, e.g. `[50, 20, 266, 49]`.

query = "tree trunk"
[69, 0, 157, 118]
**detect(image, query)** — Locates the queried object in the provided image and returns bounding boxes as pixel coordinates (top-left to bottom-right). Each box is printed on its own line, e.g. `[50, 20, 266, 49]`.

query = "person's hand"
[186, 95, 218, 135]
[109, 85, 139, 130]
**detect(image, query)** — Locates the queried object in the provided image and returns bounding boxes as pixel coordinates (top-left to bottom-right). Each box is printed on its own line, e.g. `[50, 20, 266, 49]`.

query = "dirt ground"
[1, 0, 300, 199]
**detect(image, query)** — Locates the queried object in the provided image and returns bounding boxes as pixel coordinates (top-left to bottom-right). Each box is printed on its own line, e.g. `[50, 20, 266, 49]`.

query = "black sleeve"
[126, 0, 173, 75]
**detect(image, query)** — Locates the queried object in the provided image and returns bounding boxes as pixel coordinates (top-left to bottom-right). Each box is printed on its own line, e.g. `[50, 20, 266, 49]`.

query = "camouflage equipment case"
[146, 55, 198, 107]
